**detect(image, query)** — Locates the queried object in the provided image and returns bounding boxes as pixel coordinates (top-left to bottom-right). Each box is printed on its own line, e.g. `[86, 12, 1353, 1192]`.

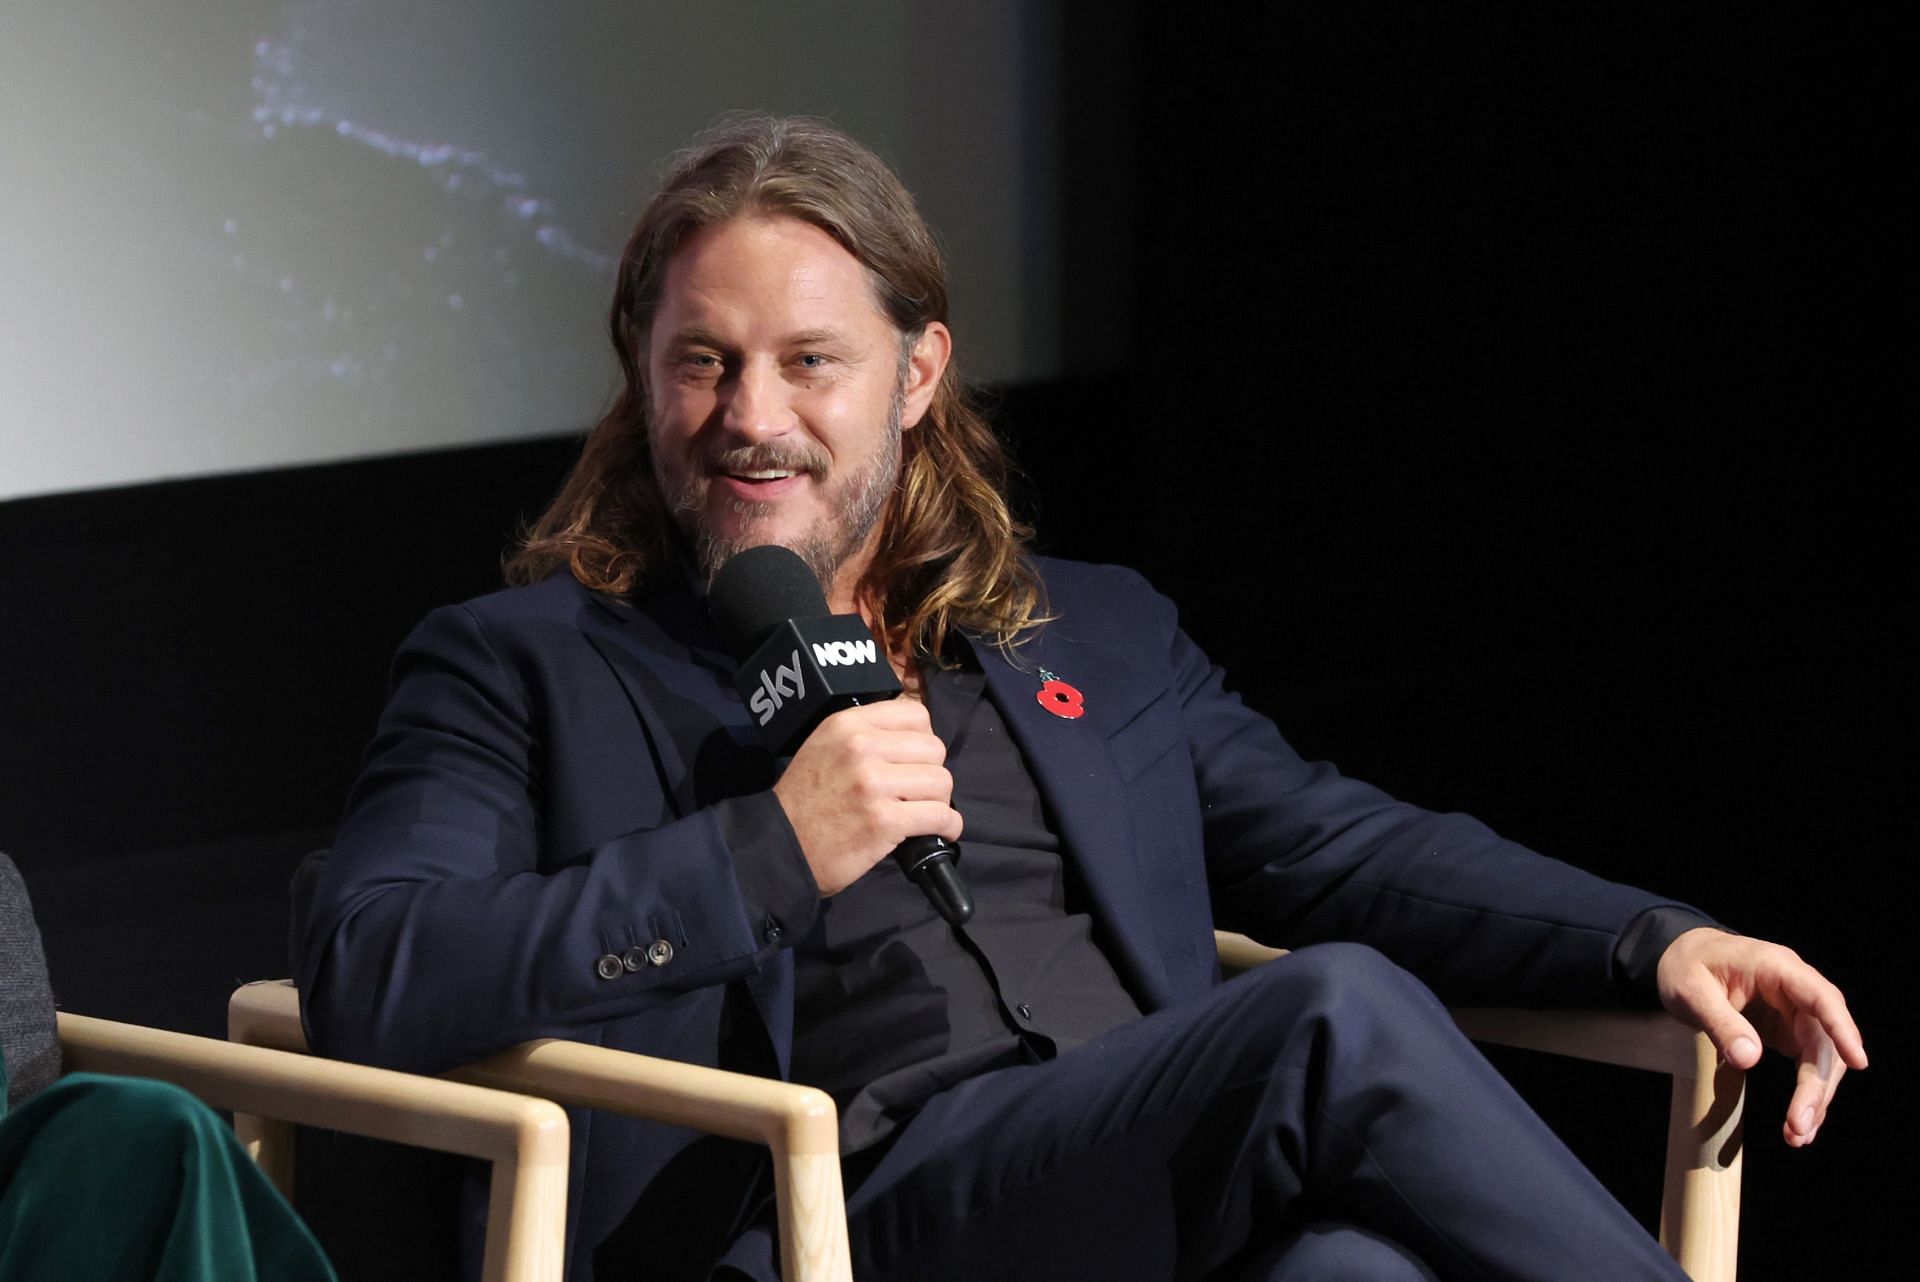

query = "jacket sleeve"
[1137, 577, 1699, 1008]
[296, 601, 818, 1074]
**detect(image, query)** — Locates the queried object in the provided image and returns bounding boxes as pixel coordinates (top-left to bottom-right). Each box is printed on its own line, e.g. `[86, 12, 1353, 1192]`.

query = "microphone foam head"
[708, 545, 831, 657]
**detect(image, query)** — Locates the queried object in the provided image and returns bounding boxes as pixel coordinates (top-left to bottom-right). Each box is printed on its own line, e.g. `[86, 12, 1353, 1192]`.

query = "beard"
[660, 378, 906, 596]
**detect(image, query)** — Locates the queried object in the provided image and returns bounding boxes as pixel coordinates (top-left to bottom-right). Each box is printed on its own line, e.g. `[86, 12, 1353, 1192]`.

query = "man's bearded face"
[660, 379, 904, 592]
[643, 215, 921, 602]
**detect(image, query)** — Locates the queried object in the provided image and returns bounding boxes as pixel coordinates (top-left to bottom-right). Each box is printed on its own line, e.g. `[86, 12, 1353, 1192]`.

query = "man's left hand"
[1656, 927, 1867, 1147]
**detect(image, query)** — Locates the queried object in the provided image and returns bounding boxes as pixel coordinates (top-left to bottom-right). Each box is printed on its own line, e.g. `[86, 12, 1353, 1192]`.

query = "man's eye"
[795, 353, 830, 369]
[681, 353, 721, 370]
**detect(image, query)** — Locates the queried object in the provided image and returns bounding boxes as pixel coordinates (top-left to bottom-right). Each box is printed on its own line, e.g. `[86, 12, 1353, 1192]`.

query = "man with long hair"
[300, 115, 1862, 1281]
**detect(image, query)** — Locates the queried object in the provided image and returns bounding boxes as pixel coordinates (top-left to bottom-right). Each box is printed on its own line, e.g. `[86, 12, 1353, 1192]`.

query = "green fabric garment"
[0, 1072, 336, 1282]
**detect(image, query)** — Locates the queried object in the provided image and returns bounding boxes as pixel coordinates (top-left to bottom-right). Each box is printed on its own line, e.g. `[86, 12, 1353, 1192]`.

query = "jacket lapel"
[970, 629, 1175, 1003]
[582, 582, 764, 818]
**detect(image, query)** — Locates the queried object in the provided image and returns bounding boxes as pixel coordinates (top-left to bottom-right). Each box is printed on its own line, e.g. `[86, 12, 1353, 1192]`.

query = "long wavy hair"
[506, 114, 1046, 660]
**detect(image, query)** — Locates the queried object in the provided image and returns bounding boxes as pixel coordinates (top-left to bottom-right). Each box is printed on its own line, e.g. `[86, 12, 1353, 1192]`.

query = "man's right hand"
[772, 700, 961, 896]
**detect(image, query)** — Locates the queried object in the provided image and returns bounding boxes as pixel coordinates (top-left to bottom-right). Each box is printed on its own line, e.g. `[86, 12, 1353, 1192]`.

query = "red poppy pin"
[1035, 667, 1086, 720]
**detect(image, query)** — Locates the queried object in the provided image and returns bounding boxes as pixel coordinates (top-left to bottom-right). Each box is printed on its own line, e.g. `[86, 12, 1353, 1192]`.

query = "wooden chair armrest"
[1446, 1007, 1699, 1076]
[229, 981, 851, 1282]
[58, 1011, 568, 1282]
[456, 1040, 848, 1282]
[1212, 928, 1292, 975]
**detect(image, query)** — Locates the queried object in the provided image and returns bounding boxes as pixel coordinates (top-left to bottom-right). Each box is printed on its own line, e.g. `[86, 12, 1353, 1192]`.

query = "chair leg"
[770, 1141, 852, 1282]
[1657, 1031, 1744, 1282]
[481, 1151, 569, 1282]
[233, 1111, 297, 1196]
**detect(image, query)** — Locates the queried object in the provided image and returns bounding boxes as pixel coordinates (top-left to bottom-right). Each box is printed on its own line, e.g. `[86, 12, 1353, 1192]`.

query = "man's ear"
[899, 322, 952, 429]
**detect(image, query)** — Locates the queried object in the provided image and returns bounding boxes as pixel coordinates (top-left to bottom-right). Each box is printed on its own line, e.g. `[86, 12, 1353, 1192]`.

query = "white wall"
[0, 1, 1059, 500]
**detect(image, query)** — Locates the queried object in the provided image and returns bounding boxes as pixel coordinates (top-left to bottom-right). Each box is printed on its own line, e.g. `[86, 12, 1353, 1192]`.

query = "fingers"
[1783, 1012, 1845, 1148]
[829, 698, 938, 735]
[809, 702, 948, 765]
[773, 699, 961, 894]
[1660, 930, 1869, 1074]
[895, 799, 966, 843]
[1762, 964, 1857, 1147]
[1667, 973, 1766, 1070]
[1660, 930, 1867, 1147]
[847, 761, 956, 814]
[1768, 961, 1869, 1072]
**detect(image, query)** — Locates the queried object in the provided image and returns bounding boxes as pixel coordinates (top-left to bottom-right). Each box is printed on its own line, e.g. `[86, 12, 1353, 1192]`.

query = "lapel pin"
[1035, 667, 1086, 720]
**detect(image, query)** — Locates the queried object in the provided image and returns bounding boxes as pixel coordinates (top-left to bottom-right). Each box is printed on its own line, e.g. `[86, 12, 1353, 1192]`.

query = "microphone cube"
[734, 615, 903, 754]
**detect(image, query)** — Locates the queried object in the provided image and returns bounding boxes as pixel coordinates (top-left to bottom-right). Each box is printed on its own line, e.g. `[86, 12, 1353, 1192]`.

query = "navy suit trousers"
[839, 944, 1688, 1282]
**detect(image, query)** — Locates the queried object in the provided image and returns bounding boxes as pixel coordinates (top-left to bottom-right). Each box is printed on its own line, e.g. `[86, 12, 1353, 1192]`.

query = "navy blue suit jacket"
[299, 558, 1679, 1280]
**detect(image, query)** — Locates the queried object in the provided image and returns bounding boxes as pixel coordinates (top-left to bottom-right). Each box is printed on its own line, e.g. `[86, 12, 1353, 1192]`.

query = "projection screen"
[0, 1, 1060, 500]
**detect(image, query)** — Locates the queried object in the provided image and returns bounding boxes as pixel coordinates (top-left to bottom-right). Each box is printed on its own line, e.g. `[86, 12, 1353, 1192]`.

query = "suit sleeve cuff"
[1612, 905, 1726, 1005]
[714, 791, 820, 953]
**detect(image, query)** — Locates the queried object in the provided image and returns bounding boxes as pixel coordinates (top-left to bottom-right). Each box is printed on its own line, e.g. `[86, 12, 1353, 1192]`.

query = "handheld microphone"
[709, 545, 974, 925]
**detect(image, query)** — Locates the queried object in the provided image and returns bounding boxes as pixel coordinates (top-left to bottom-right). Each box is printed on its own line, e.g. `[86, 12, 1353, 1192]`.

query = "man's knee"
[1223, 941, 1471, 1083]
[1248, 1220, 1438, 1282]
[1247, 942, 1443, 1021]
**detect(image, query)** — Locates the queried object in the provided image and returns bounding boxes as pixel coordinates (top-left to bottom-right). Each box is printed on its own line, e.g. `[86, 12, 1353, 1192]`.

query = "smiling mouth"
[710, 443, 824, 491]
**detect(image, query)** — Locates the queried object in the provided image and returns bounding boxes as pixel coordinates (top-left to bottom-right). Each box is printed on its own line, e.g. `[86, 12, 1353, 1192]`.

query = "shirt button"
[594, 953, 623, 980]
[645, 938, 675, 967]
[621, 946, 648, 973]
[1016, 1003, 1033, 1020]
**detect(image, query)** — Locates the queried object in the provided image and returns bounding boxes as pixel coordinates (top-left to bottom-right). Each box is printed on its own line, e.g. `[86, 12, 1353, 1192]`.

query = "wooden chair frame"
[229, 982, 849, 1282]
[57, 1011, 570, 1282]
[232, 932, 1742, 1282]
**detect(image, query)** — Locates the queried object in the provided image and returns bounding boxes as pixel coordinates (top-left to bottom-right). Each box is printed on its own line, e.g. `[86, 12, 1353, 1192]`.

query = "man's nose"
[719, 362, 795, 439]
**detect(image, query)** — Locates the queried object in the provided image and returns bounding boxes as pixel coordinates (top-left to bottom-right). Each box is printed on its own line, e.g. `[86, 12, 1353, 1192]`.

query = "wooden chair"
[57, 1012, 571, 1282]
[229, 980, 850, 1282]
[232, 931, 1743, 1282]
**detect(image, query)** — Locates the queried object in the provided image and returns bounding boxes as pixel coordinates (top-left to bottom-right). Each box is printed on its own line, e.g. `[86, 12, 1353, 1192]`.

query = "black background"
[1, 4, 1904, 1273]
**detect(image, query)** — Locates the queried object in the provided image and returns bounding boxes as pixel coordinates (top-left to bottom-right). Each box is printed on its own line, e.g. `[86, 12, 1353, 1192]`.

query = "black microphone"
[710, 545, 974, 925]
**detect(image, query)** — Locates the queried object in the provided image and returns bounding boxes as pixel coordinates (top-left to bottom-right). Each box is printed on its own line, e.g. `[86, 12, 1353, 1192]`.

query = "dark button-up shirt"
[789, 656, 1143, 1152]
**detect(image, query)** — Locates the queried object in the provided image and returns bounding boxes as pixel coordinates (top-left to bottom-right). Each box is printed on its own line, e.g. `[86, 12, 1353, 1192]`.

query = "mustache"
[706, 442, 829, 478]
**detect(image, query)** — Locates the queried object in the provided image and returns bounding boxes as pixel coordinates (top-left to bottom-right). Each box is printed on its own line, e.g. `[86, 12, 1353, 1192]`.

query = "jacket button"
[594, 953, 623, 980]
[1016, 1002, 1033, 1020]
[762, 919, 784, 944]
[621, 946, 648, 973]
[645, 938, 674, 966]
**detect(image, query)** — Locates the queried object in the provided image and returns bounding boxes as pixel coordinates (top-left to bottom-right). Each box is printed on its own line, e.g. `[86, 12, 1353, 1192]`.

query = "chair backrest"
[0, 852, 61, 1107]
